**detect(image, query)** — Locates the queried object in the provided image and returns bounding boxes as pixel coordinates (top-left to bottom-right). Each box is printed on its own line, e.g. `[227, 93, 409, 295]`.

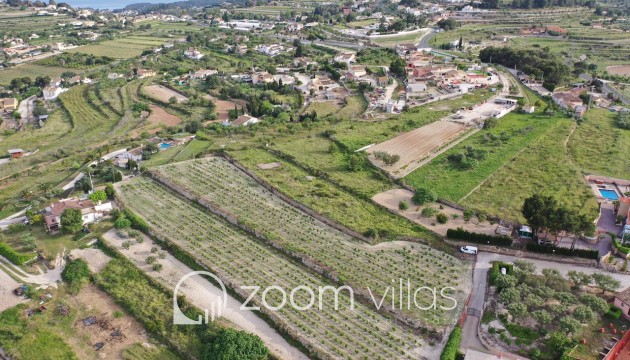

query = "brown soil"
[142, 85, 188, 103]
[204, 95, 248, 122]
[606, 65, 630, 77]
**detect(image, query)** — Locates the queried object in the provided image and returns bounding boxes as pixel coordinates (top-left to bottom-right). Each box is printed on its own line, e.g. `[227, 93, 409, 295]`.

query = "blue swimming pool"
[599, 189, 620, 200]
[159, 143, 171, 150]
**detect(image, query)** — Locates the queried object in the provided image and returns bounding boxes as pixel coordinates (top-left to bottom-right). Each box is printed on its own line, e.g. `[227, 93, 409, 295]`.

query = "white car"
[460, 246, 478, 255]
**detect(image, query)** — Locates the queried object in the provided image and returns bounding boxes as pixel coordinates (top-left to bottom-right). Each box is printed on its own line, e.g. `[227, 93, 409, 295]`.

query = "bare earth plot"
[367, 121, 468, 177]
[204, 95, 248, 122]
[0, 266, 26, 312]
[131, 105, 182, 136]
[606, 64, 630, 76]
[142, 85, 188, 103]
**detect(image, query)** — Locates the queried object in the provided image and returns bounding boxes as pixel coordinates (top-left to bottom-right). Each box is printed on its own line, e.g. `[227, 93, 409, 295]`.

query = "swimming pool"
[159, 143, 172, 150]
[599, 189, 620, 200]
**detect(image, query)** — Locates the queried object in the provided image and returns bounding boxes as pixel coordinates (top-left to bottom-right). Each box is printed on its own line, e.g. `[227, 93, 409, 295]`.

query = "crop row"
[151, 158, 469, 327]
[117, 178, 429, 359]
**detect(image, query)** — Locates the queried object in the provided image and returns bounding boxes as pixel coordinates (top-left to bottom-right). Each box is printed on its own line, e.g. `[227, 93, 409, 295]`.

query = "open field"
[0, 64, 85, 85]
[370, 30, 429, 48]
[142, 85, 188, 103]
[304, 95, 367, 119]
[116, 177, 436, 359]
[0, 13, 68, 32]
[463, 119, 599, 221]
[403, 111, 564, 205]
[367, 121, 468, 176]
[152, 157, 469, 325]
[567, 108, 630, 179]
[66, 37, 169, 59]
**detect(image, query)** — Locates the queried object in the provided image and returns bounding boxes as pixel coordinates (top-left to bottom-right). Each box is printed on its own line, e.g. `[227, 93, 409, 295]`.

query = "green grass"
[404, 111, 562, 203]
[463, 118, 599, 221]
[123, 344, 183, 360]
[0, 64, 86, 86]
[171, 139, 212, 162]
[66, 38, 166, 59]
[567, 108, 630, 179]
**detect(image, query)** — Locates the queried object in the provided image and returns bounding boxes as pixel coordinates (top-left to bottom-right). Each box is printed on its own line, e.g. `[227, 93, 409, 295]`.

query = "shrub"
[436, 213, 448, 224]
[446, 227, 513, 247]
[421, 207, 437, 217]
[7, 223, 27, 233]
[440, 326, 461, 360]
[525, 243, 598, 260]
[202, 328, 269, 360]
[463, 209, 474, 221]
[88, 190, 107, 203]
[399, 201, 409, 210]
[146, 256, 157, 265]
[114, 216, 132, 229]
[152, 263, 163, 272]
[412, 187, 437, 205]
[62, 258, 90, 294]
[123, 209, 150, 232]
[489, 262, 514, 285]
[0, 242, 33, 265]
[606, 305, 622, 319]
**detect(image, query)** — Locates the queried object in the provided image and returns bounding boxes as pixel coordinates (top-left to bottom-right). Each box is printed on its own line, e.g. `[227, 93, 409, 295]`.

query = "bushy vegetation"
[37, 53, 114, 69]
[412, 187, 437, 205]
[439, 326, 461, 360]
[374, 151, 400, 166]
[446, 227, 513, 247]
[0, 241, 34, 265]
[61, 258, 90, 294]
[525, 243, 599, 260]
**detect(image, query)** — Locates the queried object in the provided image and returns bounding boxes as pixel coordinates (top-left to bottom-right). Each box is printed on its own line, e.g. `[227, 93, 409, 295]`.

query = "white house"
[334, 52, 356, 65]
[44, 198, 113, 232]
[184, 47, 204, 60]
[43, 85, 66, 100]
[255, 44, 285, 57]
[225, 114, 260, 127]
[190, 69, 218, 79]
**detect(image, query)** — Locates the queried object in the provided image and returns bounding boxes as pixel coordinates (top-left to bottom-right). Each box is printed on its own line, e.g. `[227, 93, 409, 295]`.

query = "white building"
[43, 85, 66, 100]
[184, 48, 204, 60]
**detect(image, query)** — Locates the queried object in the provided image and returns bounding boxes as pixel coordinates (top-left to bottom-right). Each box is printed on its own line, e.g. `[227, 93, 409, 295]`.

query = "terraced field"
[116, 177, 435, 360]
[66, 36, 170, 58]
[150, 157, 469, 327]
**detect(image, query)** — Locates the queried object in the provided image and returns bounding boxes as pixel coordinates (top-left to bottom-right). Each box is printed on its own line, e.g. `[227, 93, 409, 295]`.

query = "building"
[43, 198, 113, 232]
[348, 65, 367, 78]
[190, 69, 218, 79]
[256, 44, 285, 57]
[184, 47, 204, 60]
[333, 52, 356, 65]
[614, 287, 630, 321]
[107, 73, 124, 80]
[0, 97, 17, 112]
[226, 114, 260, 127]
[395, 43, 417, 57]
[136, 68, 156, 78]
[43, 85, 66, 100]
[8, 149, 24, 158]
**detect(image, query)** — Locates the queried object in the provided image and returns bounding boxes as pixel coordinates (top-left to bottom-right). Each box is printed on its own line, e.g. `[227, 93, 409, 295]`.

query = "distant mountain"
[122, 0, 244, 12]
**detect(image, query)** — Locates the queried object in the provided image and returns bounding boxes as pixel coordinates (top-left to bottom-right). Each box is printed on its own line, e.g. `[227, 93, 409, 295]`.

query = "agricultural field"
[0, 64, 85, 86]
[370, 30, 429, 48]
[66, 36, 170, 59]
[304, 95, 367, 119]
[367, 121, 469, 177]
[151, 157, 470, 325]
[116, 177, 438, 360]
[142, 85, 189, 103]
[0, 13, 68, 33]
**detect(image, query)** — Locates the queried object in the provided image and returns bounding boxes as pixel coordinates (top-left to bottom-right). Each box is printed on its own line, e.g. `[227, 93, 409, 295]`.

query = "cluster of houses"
[43, 198, 113, 233]
[0, 38, 45, 59]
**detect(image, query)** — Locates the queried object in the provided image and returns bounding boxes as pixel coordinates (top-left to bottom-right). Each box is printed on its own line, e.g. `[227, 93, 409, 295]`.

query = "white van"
[460, 246, 478, 255]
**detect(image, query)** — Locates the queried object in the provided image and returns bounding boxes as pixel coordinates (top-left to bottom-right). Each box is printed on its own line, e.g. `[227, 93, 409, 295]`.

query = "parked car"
[538, 238, 554, 246]
[460, 246, 478, 255]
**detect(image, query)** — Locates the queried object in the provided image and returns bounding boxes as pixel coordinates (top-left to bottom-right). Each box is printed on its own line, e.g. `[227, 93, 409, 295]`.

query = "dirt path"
[563, 122, 577, 167]
[101, 230, 309, 360]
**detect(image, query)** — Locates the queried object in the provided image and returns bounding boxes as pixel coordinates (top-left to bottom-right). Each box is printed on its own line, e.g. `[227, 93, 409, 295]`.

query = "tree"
[457, 36, 463, 50]
[513, 260, 536, 274]
[591, 273, 621, 294]
[499, 287, 520, 303]
[61, 258, 90, 294]
[185, 120, 201, 133]
[37, 182, 53, 196]
[559, 316, 581, 335]
[169, 96, 177, 104]
[127, 159, 137, 171]
[88, 190, 107, 203]
[105, 183, 115, 199]
[389, 57, 406, 77]
[567, 271, 592, 290]
[412, 187, 437, 205]
[60, 208, 83, 233]
[507, 303, 527, 318]
[522, 194, 557, 237]
[75, 175, 93, 193]
[203, 329, 269, 360]
[572, 305, 595, 324]
[532, 310, 552, 329]
[114, 216, 131, 229]
[579, 294, 608, 315]
[495, 274, 518, 290]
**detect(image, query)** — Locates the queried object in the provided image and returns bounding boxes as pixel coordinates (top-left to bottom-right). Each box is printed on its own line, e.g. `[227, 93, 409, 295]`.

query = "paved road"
[417, 30, 435, 49]
[579, 73, 630, 105]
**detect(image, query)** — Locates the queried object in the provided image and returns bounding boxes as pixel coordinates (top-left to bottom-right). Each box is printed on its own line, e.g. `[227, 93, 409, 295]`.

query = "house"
[252, 71, 275, 85]
[43, 85, 66, 100]
[286, 22, 304, 32]
[190, 69, 218, 79]
[333, 52, 356, 65]
[614, 287, 630, 320]
[7, 149, 25, 158]
[0, 97, 17, 112]
[377, 76, 389, 87]
[43, 198, 113, 232]
[522, 106, 535, 113]
[125, 147, 144, 162]
[406, 82, 427, 94]
[107, 73, 124, 80]
[292, 57, 317, 68]
[552, 91, 583, 110]
[348, 65, 367, 78]
[65, 75, 81, 85]
[311, 76, 339, 92]
[396, 43, 417, 57]
[136, 68, 156, 78]
[256, 44, 285, 57]
[184, 47, 204, 60]
[228, 114, 260, 126]
[49, 77, 62, 86]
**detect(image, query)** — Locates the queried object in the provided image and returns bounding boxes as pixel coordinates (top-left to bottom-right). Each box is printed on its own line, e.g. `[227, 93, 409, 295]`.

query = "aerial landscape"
[0, 0, 629, 358]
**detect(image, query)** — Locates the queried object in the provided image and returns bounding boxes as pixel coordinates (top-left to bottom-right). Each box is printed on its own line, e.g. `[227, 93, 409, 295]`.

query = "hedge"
[489, 262, 514, 286]
[446, 227, 513, 247]
[440, 326, 462, 360]
[525, 243, 599, 260]
[606, 305, 622, 320]
[0, 242, 34, 265]
[122, 209, 150, 232]
[612, 238, 630, 255]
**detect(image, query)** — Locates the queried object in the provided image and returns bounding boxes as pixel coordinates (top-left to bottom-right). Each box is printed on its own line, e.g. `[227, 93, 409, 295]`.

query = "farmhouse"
[256, 44, 286, 57]
[190, 69, 218, 79]
[614, 287, 630, 321]
[43, 85, 66, 100]
[552, 89, 584, 110]
[43, 198, 113, 232]
[184, 47, 204, 60]
[348, 65, 367, 78]
[137, 68, 156, 78]
[225, 114, 260, 127]
[311, 75, 340, 92]
[0, 97, 17, 112]
[252, 71, 275, 85]
[7, 149, 24, 158]
[334, 52, 356, 65]
[396, 43, 417, 57]
[107, 73, 124, 80]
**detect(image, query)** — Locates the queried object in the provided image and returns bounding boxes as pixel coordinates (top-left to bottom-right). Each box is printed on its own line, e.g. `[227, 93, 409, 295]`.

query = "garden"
[481, 260, 626, 360]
